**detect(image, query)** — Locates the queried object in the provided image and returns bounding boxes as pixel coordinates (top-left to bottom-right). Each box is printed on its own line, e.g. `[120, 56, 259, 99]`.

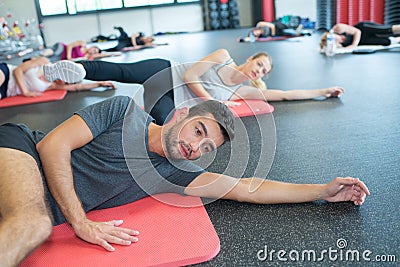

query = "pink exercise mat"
[20, 194, 220, 267]
[0, 90, 67, 108]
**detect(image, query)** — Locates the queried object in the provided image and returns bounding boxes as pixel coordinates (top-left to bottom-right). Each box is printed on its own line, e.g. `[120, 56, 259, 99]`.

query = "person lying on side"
[0, 57, 115, 99]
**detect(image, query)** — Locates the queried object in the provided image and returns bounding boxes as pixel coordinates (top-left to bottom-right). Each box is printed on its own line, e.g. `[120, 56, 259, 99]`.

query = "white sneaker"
[43, 60, 86, 83]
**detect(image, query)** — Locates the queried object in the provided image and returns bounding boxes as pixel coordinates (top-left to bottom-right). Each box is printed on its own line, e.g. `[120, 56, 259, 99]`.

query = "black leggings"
[0, 63, 10, 99]
[79, 59, 175, 125]
[355, 21, 394, 46]
[102, 27, 132, 52]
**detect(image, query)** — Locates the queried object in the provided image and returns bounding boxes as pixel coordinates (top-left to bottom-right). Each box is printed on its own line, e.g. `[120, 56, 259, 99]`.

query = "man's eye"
[195, 128, 201, 136]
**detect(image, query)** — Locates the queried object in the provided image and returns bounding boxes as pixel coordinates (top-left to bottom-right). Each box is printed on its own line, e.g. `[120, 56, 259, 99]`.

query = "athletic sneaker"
[43, 60, 86, 84]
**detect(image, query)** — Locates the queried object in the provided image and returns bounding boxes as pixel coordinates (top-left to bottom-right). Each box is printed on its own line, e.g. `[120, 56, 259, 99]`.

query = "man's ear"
[175, 107, 189, 122]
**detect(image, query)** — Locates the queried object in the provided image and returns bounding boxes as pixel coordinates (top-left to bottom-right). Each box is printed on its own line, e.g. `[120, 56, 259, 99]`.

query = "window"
[37, 0, 199, 16]
[124, 0, 173, 8]
[39, 0, 67, 16]
[124, 0, 174, 7]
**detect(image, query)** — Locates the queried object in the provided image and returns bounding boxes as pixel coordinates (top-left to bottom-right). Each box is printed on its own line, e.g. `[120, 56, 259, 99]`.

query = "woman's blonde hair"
[250, 52, 272, 90]
[320, 32, 328, 50]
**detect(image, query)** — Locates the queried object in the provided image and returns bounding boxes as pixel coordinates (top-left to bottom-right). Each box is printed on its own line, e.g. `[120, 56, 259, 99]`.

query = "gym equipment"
[385, 0, 400, 25]
[202, 0, 240, 30]
[316, 0, 336, 30]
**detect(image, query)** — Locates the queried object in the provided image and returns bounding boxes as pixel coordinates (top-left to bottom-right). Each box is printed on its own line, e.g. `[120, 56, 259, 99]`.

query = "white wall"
[43, 4, 205, 45]
[236, 0, 252, 27]
[1, 1, 204, 45]
[44, 4, 206, 45]
[1, 0, 37, 24]
[1, 0, 316, 45]
[275, 0, 316, 21]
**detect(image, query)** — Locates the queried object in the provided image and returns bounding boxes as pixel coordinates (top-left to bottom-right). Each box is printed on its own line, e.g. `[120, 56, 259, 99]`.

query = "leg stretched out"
[43, 59, 175, 124]
[80, 59, 175, 125]
[78, 58, 171, 84]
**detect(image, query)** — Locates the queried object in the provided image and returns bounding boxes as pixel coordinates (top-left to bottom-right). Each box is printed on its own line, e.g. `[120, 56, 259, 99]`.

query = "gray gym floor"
[1, 28, 399, 266]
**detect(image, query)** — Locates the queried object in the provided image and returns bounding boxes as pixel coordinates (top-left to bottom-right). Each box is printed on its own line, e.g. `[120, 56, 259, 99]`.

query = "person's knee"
[32, 214, 53, 241]
[17, 211, 53, 242]
[1, 213, 53, 266]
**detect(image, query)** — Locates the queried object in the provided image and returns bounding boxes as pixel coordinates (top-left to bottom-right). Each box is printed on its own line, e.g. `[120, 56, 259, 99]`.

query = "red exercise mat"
[229, 99, 274, 117]
[20, 194, 220, 267]
[0, 90, 67, 108]
[153, 99, 274, 124]
[169, 100, 274, 122]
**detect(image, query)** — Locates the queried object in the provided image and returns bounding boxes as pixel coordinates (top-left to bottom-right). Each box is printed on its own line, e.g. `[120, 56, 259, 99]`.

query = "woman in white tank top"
[0, 57, 115, 100]
[182, 49, 344, 107]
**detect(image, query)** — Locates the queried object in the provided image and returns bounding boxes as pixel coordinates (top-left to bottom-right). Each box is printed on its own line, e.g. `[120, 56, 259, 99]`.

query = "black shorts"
[0, 63, 10, 99]
[0, 123, 42, 166]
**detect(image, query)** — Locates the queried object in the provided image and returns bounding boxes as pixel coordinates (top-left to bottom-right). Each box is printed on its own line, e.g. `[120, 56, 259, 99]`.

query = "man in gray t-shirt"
[0, 96, 370, 267]
[49, 95, 206, 225]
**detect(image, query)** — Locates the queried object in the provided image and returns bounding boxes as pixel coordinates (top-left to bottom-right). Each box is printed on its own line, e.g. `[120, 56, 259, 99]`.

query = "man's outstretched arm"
[36, 115, 138, 251]
[184, 172, 370, 206]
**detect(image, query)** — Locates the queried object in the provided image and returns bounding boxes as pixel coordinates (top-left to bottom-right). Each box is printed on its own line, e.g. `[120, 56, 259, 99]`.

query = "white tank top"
[171, 58, 247, 109]
[6, 64, 52, 97]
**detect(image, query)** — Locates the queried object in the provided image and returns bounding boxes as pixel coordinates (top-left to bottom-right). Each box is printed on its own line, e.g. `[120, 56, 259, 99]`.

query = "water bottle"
[325, 29, 336, 56]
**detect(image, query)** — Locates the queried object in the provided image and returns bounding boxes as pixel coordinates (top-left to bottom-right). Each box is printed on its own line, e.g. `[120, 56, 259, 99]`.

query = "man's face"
[164, 115, 225, 161]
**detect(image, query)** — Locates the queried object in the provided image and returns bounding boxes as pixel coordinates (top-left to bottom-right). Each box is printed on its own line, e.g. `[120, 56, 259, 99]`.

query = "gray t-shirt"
[45, 96, 205, 225]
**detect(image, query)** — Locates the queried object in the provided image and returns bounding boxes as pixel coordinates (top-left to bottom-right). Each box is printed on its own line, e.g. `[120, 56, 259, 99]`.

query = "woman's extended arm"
[264, 86, 345, 101]
[231, 85, 345, 102]
[47, 81, 116, 92]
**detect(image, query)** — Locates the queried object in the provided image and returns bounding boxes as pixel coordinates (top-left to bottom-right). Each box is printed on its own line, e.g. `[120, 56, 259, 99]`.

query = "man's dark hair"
[187, 100, 235, 142]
